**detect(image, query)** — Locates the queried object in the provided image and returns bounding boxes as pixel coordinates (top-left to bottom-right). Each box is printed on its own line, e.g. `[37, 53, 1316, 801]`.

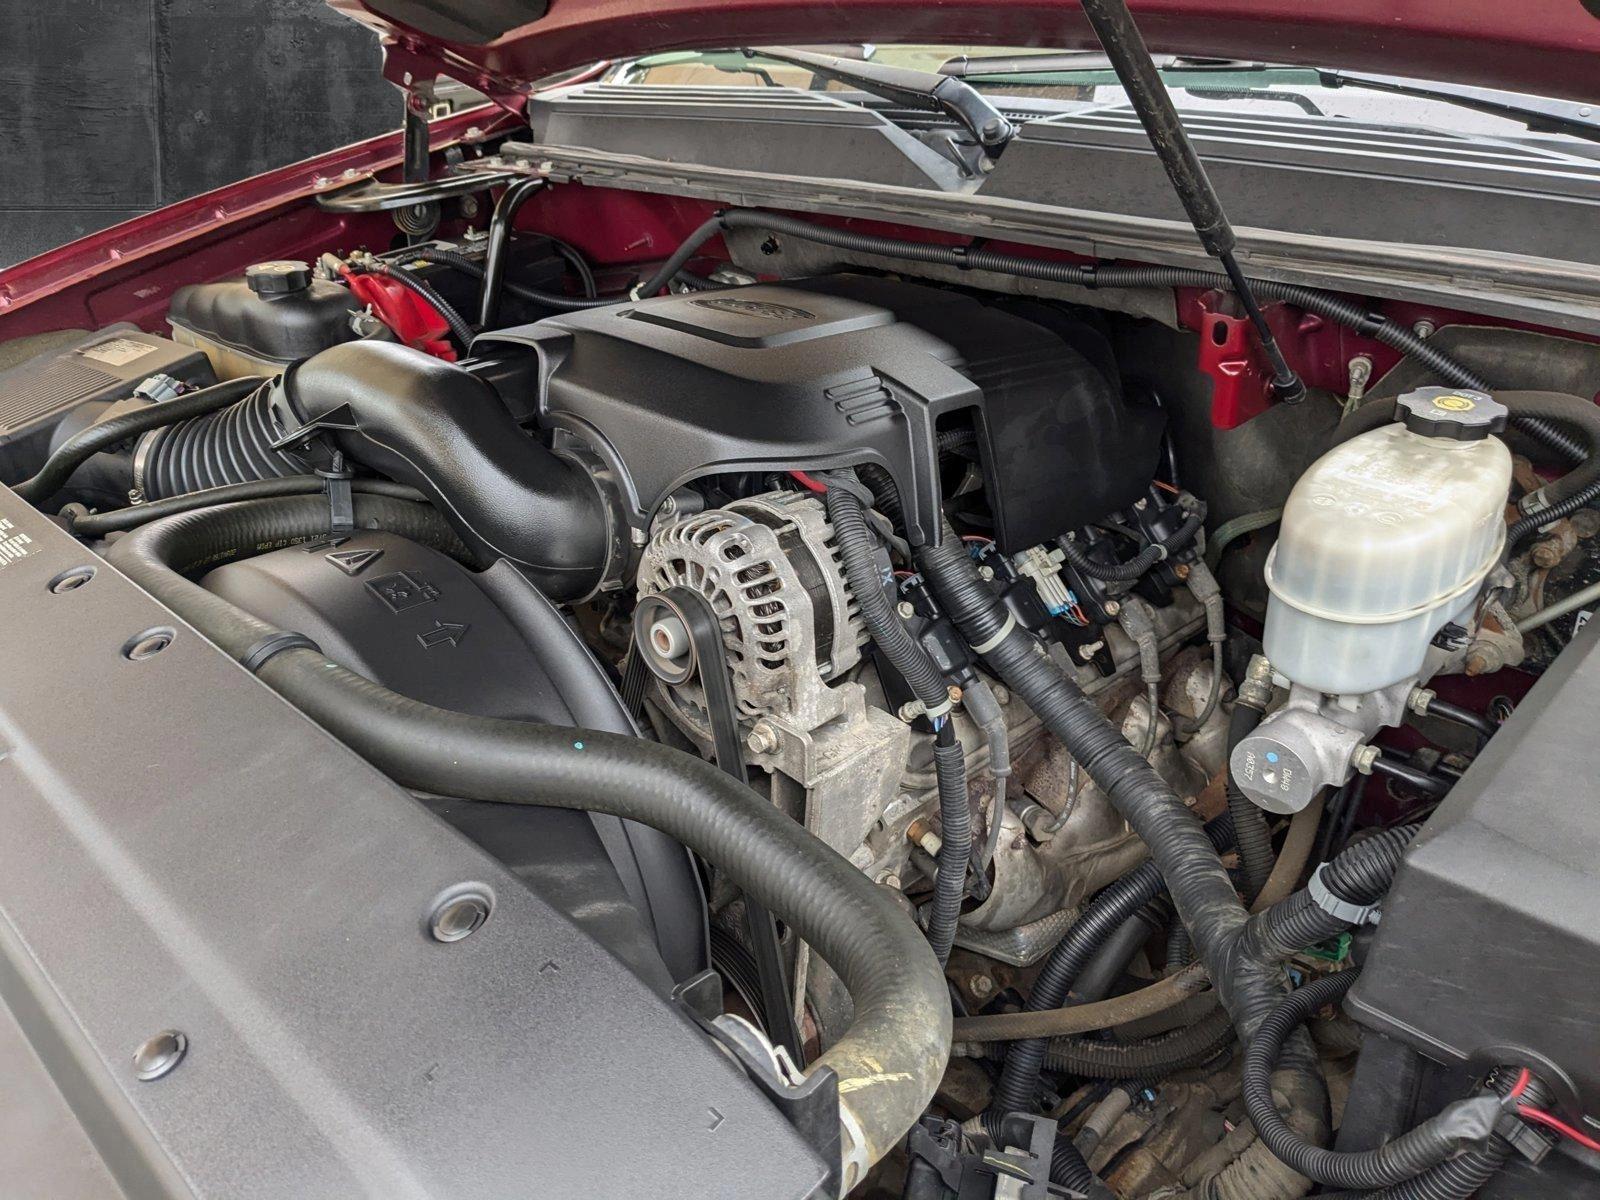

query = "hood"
[329, 0, 1600, 105]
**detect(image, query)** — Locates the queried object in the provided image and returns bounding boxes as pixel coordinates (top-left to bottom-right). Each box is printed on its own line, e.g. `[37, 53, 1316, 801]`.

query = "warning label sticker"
[0, 516, 34, 570]
[80, 337, 155, 367]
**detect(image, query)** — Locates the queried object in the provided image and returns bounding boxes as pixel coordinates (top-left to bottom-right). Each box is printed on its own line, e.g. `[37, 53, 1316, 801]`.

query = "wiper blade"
[741, 45, 1015, 170]
[939, 52, 1262, 77]
[1314, 69, 1600, 144]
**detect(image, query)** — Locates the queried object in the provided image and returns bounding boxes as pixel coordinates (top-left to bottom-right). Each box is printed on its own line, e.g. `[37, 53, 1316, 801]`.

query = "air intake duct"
[135, 383, 308, 499]
[272, 341, 616, 601]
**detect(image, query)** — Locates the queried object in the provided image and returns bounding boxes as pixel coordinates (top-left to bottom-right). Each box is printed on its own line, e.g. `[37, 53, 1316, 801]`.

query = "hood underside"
[330, 0, 1600, 104]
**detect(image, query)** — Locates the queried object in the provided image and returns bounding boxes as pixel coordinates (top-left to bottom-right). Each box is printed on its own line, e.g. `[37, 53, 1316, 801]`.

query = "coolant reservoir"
[1262, 387, 1512, 696]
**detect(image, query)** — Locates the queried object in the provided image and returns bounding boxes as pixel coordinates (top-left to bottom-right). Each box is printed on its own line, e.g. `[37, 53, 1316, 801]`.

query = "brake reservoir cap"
[1395, 386, 1508, 441]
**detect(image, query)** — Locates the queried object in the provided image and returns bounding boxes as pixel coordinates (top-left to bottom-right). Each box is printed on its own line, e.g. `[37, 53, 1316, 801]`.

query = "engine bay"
[6, 179, 1600, 1200]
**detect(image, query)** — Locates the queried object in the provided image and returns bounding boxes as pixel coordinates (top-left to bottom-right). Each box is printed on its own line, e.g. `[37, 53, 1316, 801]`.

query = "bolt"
[746, 720, 780, 755]
[429, 889, 491, 942]
[897, 700, 924, 723]
[465, 125, 483, 139]
[1174, 562, 1191, 581]
[1133, 498, 1148, 511]
[978, 565, 995, 581]
[1103, 600, 1121, 617]
[1531, 537, 1567, 569]
[896, 600, 916, 619]
[1407, 687, 1436, 717]
[969, 974, 996, 999]
[948, 685, 963, 706]
[1412, 318, 1437, 340]
[458, 194, 480, 219]
[1352, 745, 1381, 774]
[1077, 642, 1100, 661]
[877, 870, 902, 890]
[991, 685, 1010, 705]
[133, 1030, 187, 1081]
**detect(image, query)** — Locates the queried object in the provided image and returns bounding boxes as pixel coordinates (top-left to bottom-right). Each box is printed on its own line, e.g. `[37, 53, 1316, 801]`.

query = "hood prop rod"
[1079, 0, 1306, 404]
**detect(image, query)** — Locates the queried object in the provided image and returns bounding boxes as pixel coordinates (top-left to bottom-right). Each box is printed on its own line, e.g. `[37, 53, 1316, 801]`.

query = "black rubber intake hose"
[987, 861, 1166, 1132]
[12, 376, 265, 505]
[66, 476, 424, 536]
[825, 484, 969, 963]
[1226, 703, 1275, 903]
[656, 210, 1582, 452]
[409, 247, 624, 312]
[1244, 971, 1517, 1191]
[137, 382, 310, 499]
[1058, 509, 1203, 582]
[1241, 825, 1420, 965]
[278, 340, 613, 601]
[104, 493, 951, 1186]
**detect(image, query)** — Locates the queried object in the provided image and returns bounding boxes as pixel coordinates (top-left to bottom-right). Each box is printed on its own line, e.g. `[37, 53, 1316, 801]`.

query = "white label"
[80, 337, 155, 367]
[0, 517, 33, 570]
[1576, 609, 1593, 632]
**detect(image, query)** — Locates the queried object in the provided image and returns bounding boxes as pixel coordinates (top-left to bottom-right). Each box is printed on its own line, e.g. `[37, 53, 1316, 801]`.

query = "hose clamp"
[969, 612, 1017, 656]
[1308, 864, 1381, 927]
[240, 632, 321, 674]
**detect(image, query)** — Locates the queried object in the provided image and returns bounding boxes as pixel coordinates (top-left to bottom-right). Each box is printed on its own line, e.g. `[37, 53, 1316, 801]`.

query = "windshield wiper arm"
[939, 52, 1262, 77]
[741, 45, 1015, 171]
[1314, 69, 1600, 144]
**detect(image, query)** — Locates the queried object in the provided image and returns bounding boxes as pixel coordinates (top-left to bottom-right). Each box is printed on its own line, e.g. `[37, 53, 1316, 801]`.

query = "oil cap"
[245, 260, 313, 298]
[1395, 386, 1508, 441]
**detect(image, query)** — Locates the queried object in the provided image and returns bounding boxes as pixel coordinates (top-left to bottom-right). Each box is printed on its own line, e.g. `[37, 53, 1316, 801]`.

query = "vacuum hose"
[106, 493, 951, 1191]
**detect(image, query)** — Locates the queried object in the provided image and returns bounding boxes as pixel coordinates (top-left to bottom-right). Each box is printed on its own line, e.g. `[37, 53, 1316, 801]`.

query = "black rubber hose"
[826, 483, 969, 963]
[1243, 971, 1509, 1189]
[1051, 1135, 1115, 1200]
[1241, 825, 1421, 965]
[1506, 478, 1600, 549]
[139, 380, 309, 499]
[367, 262, 476, 348]
[1058, 509, 1202, 582]
[104, 494, 952, 1182]
[1043, 1003, 1234, 1078]
[479, 176, 544, 328]
[1369, 754, 1451, 800]
[1069, 903, 1164, 1006]
[987, 861, 1165, 1130]
[980, 1001, 1235, 1079]
[1226, 703, 1275, 903]
[410, 247, 625, 311]
[1420, 698, 1496, 744]
[66, 476, 424, 536]
[12, 376, 265, 505]
[278, 341, 612, 600]
[1317, 1073, 1554, 1200]
[927, 725, 972, 966]
[656, 210, 1581, 454]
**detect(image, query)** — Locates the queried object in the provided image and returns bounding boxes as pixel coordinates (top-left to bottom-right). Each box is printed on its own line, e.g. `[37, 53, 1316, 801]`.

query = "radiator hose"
[106, 493, 950, 1192]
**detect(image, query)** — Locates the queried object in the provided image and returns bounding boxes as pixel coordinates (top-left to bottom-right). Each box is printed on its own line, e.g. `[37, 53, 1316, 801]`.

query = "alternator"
[636, 491, 864, 731]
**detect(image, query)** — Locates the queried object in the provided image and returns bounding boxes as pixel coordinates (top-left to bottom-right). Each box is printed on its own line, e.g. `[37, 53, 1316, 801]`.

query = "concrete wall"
[1, 0, 397, 267]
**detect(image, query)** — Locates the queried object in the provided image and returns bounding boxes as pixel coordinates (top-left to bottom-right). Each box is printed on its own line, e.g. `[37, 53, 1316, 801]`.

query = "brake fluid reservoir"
[1262, 387, 1511, 696]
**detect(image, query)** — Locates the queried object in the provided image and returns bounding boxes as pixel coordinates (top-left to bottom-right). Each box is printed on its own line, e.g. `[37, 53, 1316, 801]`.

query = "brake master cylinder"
[1231, 387, 1512, 812]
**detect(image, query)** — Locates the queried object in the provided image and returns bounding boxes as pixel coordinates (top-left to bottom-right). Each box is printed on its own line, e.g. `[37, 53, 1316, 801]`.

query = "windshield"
[603, 46, 1597, 147]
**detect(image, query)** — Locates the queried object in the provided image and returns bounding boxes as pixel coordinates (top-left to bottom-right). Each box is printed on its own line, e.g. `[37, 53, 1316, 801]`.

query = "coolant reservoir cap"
[245, 260, 313, 298]
[1395, 386, 1507, 442]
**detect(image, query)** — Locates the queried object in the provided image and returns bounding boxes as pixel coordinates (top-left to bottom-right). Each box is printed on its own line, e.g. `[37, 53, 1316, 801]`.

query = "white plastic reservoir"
[1262, 390, 1512, 696]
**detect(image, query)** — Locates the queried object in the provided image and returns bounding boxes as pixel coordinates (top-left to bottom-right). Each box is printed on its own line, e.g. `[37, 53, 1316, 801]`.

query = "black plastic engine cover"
[1348, 614, 1600, 1123]
[480, 275, 1161, 551]
[200, 530, 708, 989]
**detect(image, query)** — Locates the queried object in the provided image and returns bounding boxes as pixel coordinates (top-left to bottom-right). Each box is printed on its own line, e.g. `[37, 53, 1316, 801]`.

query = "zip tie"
[970, 612, 1017, 656]
[1308, 864, 1382, 927]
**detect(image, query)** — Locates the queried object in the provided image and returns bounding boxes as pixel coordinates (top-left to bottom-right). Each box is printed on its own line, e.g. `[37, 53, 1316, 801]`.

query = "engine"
[10, 225, 1600, 1200]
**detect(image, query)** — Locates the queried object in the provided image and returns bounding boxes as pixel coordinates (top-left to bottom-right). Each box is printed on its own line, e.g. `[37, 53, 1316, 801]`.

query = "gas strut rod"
[1078, 0, 1307, 404]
